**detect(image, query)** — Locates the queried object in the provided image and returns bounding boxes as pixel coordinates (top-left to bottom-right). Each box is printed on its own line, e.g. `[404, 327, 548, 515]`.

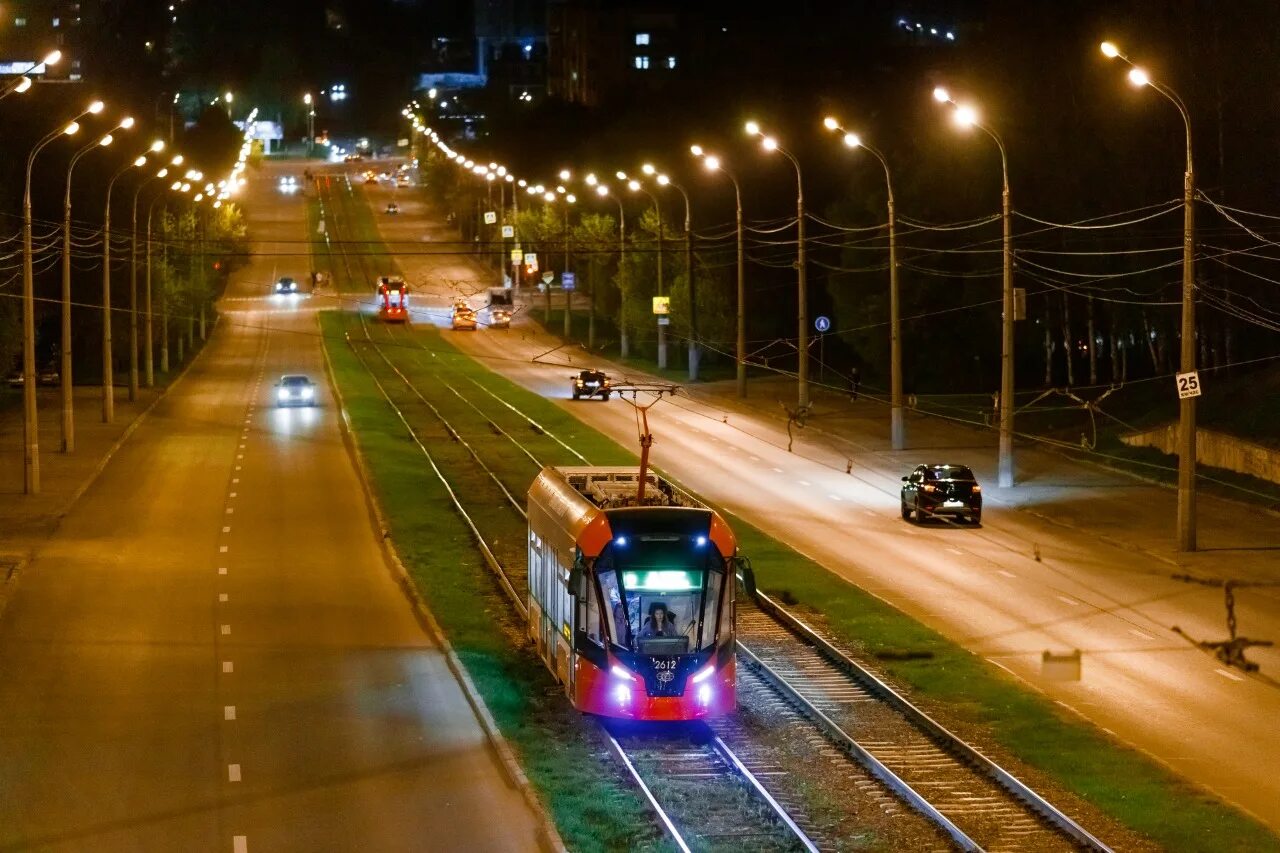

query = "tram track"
[325, 182, 1113, 852]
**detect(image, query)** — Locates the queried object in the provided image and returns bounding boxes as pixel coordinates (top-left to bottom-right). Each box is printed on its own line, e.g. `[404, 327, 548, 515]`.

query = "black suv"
[571, 369, 611, 400]
[901, 464, 982, 524]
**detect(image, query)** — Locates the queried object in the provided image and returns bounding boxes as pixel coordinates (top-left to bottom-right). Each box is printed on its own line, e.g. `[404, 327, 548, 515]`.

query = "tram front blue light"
[614, 536, 627, 546]
[695, 535, 707, 547]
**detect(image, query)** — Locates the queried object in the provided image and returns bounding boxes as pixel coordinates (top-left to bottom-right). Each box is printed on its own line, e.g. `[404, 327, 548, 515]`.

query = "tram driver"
[638, 602, 680, 640]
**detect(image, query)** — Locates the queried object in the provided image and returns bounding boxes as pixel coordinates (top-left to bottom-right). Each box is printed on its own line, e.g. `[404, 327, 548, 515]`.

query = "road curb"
[319, 326, 567, 853]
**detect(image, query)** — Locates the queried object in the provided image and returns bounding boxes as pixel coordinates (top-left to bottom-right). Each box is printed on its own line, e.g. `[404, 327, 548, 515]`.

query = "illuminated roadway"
[352, 162, 1280, 831]
[0, 160, 539, 851]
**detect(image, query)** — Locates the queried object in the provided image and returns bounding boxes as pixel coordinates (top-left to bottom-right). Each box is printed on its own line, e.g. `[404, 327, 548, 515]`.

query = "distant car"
[37, 364, 59, 386]
[396, 177, 411, 188]
[275, 374, 317, 407]
[274, 276, 298, 295]
[490, 307, 511, 329]
[385, 202, 399, 215]
[5, 368, 22, 388]
[901, 464, 982, 524]
[364, 174, 378, 185]
[571, 369, 611, 400]
[277, 175, 299, 194]
[451, 307, 478, 331]
[345, 153, 363, 162]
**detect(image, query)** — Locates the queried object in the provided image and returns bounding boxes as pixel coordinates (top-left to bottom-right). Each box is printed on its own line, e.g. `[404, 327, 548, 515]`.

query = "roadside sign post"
[1176, 370, 1202, 400]
[814, 316, 830, 382]
[501, 224, 514, 238]
[542, 271, 554, 322]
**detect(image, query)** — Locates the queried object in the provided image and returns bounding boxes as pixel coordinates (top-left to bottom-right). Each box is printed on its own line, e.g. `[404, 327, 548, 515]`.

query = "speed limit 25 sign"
[1175, 370, 1202, 399]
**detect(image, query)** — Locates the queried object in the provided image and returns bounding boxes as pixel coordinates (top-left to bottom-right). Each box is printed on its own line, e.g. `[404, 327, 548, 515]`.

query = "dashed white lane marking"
[219, 593, 229, 603]
[226, 508, 234, 515]
[236, 454, 244, 460]
[222, 661, 234, 673]
[997, 569, 1017, 578]
[1215, 668, 1245, 682]
[1128, 628, 1154, 640]
[238, 444, 245, 449]
[946, 547, 963, 555]
[219, 545, 229, 553]
[1056, 595, 1081, 606]
[220, 625, 231, 635]
[233, 835, 248, 853]
[235, 466, 242, 471]
[772, 467, 784, 473]
[227, 764, 241, 782]
[224, 705, 237, 721]
[232, 478, 240, 484]
[222, 526, 231, 533]
[218, 567, 227, 575]
[229, 491, 237, 498]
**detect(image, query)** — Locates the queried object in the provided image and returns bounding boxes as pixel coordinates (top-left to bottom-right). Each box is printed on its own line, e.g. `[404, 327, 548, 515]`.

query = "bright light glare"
[544, 191, 554, 201]
[584, 172, 597, 185]
[1128, 67, 1150, 87]
[822, 116, 838, 130]
[149, 139, 165, 152]
[98, 134, 114, 147]
[132, 156, 146, 166]
[842, 132, 861, 148]
[704, 155, 720, 171]
[43, 50, 62, 66]
[690, 144, 703, 156]
[692, 664, 715, 683]
[15, 76, 31, 93]
[87, 100, 104, 114]
[63, 121, 80, 136]
[566, 193, 576, 203]
[656, 174, 669, 185]
[171, 154, 184, 165]
[641, 163, 655, 175]
[156, 168, 168, 178]
[615, 170, 626, 180]
[558, 168, 570, 180]
[953, 105, 978, 127]
[932, 86, 950, 103]
[744, 120, 760, 135]
[596, 185, 608, 196]
[761, 136, 778, 151]
[627, 179, 640, 191]
[1100, 41, 1119, 58]
[119, 116, 135, 129]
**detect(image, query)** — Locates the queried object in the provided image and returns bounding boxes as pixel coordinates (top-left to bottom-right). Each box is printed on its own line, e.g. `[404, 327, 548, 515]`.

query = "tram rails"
[325, 187, 1112, 852]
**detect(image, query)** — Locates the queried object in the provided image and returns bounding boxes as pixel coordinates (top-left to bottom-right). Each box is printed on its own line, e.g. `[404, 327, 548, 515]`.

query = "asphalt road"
[0, 161, 539, 851]
[353, 161, 1280, 831]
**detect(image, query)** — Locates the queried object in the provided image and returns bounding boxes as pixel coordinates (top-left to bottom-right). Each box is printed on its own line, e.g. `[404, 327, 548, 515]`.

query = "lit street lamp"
[1101, 41, 1198, 550]
[586, 176, 625, 351]
[130, 140, 168, 401]
[304, 93, 315, 157]
[933, 87, 1015, 487]
[823, 117, 904, 449]
[745, 120, 809, 409]
[145, 161, 181, 388]
[21, 99, 104, 494]
[102, 147, 153, 423]
[618, 170, 665, 367]
[0, 50, 61, 101]
[691, 145, 746, 397]
[60, 117, 134, 452]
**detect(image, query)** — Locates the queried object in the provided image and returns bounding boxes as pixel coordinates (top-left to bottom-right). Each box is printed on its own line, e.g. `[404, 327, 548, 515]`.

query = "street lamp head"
[486, 172, 496, 181]
[464, 159, 474, 168]
[842, 132, 861, 149]
[119, 116, 135, 129]
[627, 179, 641, 191]
[497, 165, 507, 176]
[1100, 41, 1120, 58]
[761, 136, 778, 151]
[505, 174, 513, 182]
[534, 184, 545, 193]
[566, 194, 576, 203]
[558, 168, 571, 180]
[744, 120, 760, 136]
[224, 92, 233, 103]
[704, 155, 720, 171]
[305, 93, 313, 105]
[428, 87, 438, 99]
[596, 184, 609, 196]
[98, 134, 114, 147]
[544, 191, 555, 201]
[149, 139, 165, 152]
[822, 116, 838, 130]
[14, 76, 31, 93]
[932, 86, 950, 103]
[194, 193, 203, 202]
[180, 182, 191, 192]
[1127, 67, 1151, 87]
[953, 104, 978, 128]
[585, 172, 598, 185]
[656, 173, 670, 186]
[641, 163, 655, 175]
[517, 178, 527, 187]
[87, 100, 105, 114]
[489, 161, 498, 169]
[156, 168, 169, 178]
[690, 144, 703, 156]
[170, 181, 181, 190]
[63, 121, 80, 136]
[171, 154, 184, 165]
[615, 170, 627, 180]
[556, 185, 566, 193]
[42, 49, 62, 66]
[133, 155, 146, 167]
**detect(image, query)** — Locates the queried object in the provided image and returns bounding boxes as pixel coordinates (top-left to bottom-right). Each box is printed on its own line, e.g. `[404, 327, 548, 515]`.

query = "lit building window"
[634, 55, 650, 70]
[666, 56, 676, 69]
[635, 32, 650, 46]
[14, 16, 27, 26]
[52, 17, 60, 26]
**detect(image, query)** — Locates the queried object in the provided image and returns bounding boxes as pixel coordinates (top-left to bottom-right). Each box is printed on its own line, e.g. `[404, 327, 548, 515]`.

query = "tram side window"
[585, 569, 603, 645]
[598, 570, 630, 648]
[702, 569, 723, 647]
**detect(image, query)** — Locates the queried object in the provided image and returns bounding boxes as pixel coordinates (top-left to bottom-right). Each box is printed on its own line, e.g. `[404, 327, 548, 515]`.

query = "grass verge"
[320, 311, 667, 853]
[342, 312, 1277, 853]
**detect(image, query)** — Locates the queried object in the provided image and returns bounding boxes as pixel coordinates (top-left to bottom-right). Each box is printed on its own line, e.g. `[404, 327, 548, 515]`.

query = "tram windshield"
[594, 538, 725, 655]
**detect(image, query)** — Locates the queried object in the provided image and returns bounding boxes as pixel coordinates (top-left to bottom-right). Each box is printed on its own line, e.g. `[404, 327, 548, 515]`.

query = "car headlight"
[302, 387, 314, 398]
[277, 388, 288, 400]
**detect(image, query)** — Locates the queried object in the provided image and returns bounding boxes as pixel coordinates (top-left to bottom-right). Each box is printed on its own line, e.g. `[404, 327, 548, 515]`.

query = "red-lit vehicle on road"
[376, 276, 409, 322]
[526, 467, 739, 721]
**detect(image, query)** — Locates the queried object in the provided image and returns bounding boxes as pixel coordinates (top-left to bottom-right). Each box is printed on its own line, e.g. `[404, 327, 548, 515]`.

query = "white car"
[277, 175, 299, 194]
[276, 374, 317, 407]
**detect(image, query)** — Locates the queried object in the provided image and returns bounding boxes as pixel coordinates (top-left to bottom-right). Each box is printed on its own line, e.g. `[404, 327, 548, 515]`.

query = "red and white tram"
[526, 467, 740, 721]
[376, 275, 409, 322]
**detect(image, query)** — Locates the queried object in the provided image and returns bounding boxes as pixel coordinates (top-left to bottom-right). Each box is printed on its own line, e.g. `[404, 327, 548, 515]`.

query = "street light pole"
[691, 147, 746, 398]
[933, 90, 1014, 487]
[620, 173, 663, 367]
[103, 155, 147, 423]
[1102, 42, 1198, 550]
[304, 93, 314, 157]
[646, 165, 695, 379]
[825, 119, 904, 450]
[21, 102, 102, 493]
[587, 177, 626, 355]
[745, 122, 808, 409]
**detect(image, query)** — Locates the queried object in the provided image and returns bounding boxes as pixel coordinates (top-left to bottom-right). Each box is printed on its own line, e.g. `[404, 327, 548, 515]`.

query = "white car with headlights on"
[275, 374, 317, 407]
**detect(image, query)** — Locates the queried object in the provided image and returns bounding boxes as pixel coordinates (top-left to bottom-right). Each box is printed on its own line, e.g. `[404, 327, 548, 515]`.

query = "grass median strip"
[333, 310, 1279, 853]
[321, 312, 667, 853]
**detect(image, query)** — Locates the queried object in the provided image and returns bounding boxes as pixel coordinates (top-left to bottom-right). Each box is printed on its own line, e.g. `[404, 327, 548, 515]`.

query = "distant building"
[475, 0, 548, 101]
[548, 1, 688, 107]
[0, 0, 87, 82]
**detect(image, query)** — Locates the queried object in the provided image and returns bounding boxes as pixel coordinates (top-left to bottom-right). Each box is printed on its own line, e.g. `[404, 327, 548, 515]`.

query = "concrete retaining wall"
[1120, 424, 1280, 485]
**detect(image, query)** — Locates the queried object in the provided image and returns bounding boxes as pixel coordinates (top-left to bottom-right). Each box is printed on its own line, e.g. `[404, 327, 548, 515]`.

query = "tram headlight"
[611, 665, 639, 682]
[691, 664, 716, 684]
[613, 684, 631, 705]
[698, 684, 713, 705]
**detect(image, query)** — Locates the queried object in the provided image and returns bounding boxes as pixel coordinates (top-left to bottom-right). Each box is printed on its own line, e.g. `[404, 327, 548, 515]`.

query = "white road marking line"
[234, 466, 241, 471]
[236, 454, 244, 460]
[771, 467, 784, 473]
[1128, 628, 1154, 640]
[224, 705, 237, 720]
[220, 625, 231, 635]
[222, 661, 234, 673]
[218, 567, 227, 575]
[225, 508, 234, 514]
[222, 526, 231, 533]
[238, 444, 245, 449]
[996, 569, 1017, 578]
[233, 835, 248, 853]
[1056, 595, 1081, 606]
[1215, 668, 1245, 682]
[946, 547, 963, 555]
[227, 764, 241, 782]
[219, 545, 229, 553]
[219, 593, 228, 603]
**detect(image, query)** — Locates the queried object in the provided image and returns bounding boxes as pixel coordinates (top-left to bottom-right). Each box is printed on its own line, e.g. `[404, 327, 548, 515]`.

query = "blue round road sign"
[814, 315, 831, 333]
